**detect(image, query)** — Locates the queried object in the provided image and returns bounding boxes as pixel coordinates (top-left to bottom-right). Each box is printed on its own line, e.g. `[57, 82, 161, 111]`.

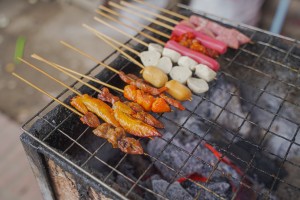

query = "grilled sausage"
[142, 66, 168, 88]
[165, 80, 192, 101]
[165, 40, 220, 71]
[173, 23, 227, 54]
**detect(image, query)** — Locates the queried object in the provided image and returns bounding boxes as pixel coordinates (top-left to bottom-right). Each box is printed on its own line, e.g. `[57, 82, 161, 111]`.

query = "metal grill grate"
[21, 3, 300, 200]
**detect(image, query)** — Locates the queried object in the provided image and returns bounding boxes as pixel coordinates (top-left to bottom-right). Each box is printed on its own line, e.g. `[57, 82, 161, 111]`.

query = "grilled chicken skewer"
[31, 53, 171, 113]
[60, 41, 167, 96]
[60, 40, 185, 110]
[83, 24, 192, 101]
[12, 70, 143, 155]
[30, 54, 162, 138]
[98, 87, 164, 128]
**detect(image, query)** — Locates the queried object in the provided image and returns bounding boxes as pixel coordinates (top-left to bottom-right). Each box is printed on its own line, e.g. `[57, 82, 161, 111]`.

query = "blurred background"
[0, 0, 299, 199]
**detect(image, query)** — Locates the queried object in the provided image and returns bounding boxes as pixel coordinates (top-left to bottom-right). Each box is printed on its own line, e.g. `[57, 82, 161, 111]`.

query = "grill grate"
[21, 3, 300, 200]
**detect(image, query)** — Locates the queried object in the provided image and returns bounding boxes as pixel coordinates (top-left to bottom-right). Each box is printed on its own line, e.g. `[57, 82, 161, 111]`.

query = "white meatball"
[187, 77, 209, 94]
[162, 48, 181, 63]
[148, 43, 163, 53]
[178, 56, 198, 71]
[156, 56, 173, 74]
[139, 51, 161, 67]
[195, 64, 217, 82]
[169, 66, 192, 84]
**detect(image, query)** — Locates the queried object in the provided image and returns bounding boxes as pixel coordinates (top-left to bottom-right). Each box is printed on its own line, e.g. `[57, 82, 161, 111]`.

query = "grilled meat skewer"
[81, 112, 143, 155]
[71, 93, 162, 138]
[98, 87, 164, 128]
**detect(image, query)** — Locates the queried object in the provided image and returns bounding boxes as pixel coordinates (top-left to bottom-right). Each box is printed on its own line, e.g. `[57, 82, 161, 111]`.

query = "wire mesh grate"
[21, 3, 300, 200]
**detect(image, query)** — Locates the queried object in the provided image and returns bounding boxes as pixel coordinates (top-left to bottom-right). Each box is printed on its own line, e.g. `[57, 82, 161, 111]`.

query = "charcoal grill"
[21, 3, 300, 200]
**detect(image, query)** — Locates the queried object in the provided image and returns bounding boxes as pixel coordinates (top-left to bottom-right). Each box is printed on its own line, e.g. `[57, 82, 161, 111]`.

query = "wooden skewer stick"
[83, 24, 145, 69]
[60, 41, 122, 74]
[99, 5, 170, 38]
[12, 72, 83, 117]
[132, 0, 189, 20]
[95, 13, 166, 47]
[82, 24, 139, 56]
[18, 58, 81, 96]
[93, 16, 148, 47]
[108, 1, 174, 31]
[120, 0, 179, 25]
[95, 10, 165, 46]
[31, 54, 124, 93]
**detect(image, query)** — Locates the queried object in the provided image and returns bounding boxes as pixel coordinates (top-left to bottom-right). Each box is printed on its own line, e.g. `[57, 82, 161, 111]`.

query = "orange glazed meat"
[80, 112, 100, 128]
[114, 109, 161, 138]
[71, 94, 120, 127]
[123, 85, 172, 113]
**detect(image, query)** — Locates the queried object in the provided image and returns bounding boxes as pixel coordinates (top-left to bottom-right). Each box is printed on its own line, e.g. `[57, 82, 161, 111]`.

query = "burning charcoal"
[147, 133, 241, 183]
[195, 79, 251, 138]
[182, 178, 232, 200]
[152, 179, 194, 200]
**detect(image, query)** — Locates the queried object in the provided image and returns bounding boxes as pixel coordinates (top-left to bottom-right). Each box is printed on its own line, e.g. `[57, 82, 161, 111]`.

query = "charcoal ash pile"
[147, 132, 277, 200]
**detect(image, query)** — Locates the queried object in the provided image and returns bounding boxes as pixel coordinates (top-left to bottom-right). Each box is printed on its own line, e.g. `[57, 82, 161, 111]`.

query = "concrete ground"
[0, 0, 299, 199]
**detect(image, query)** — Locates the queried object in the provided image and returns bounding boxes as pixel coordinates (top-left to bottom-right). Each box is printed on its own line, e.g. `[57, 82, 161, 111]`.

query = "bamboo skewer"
[132, 0, 189, 20]
[60, 40, 122, 74]
[18, 58, 81, 96]
[95, 10, 165, 46]
[93, 16, 148, 47]
[31, 54, 124, 93]
[108, 1, 174, 31]
[12, 72, 83, 117]
[83, 24, 139, 57]
[94, 13, 167, 46]
[99, 5, 169, 38]
[83, 25, 140, 56]
[120, 0, 179, 25]
[83, 24, 145, 69]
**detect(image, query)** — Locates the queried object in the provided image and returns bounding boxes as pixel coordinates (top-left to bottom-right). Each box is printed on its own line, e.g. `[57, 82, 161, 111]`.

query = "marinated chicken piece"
[124, 85, 138, 102]
[72, 94, 120, 127]
[114, 109, 161, 137]
[97, 87, 120, 104]
[159, 94, 185, 111]
[93, 123, 143, 155]
[124, 85, 178, 113]
[71, 96, 89, 114]
[151, 98, 171, 113]
[93, 123, 125, 148]
[132, 111, 164, 129]
[80, 112, 100, 128]
[136, 89, 156, 112]
[113, 101, 164, 128]
[113, 101, 136, 115]
[98, 88, 164, 128]
[124, 101, 144, 112]
[118, 137, 144, 155]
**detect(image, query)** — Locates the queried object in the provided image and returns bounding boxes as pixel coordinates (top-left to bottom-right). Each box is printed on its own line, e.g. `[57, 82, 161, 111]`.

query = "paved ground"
[0, 0, 299, 199]
[0, 112, 42, 200]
